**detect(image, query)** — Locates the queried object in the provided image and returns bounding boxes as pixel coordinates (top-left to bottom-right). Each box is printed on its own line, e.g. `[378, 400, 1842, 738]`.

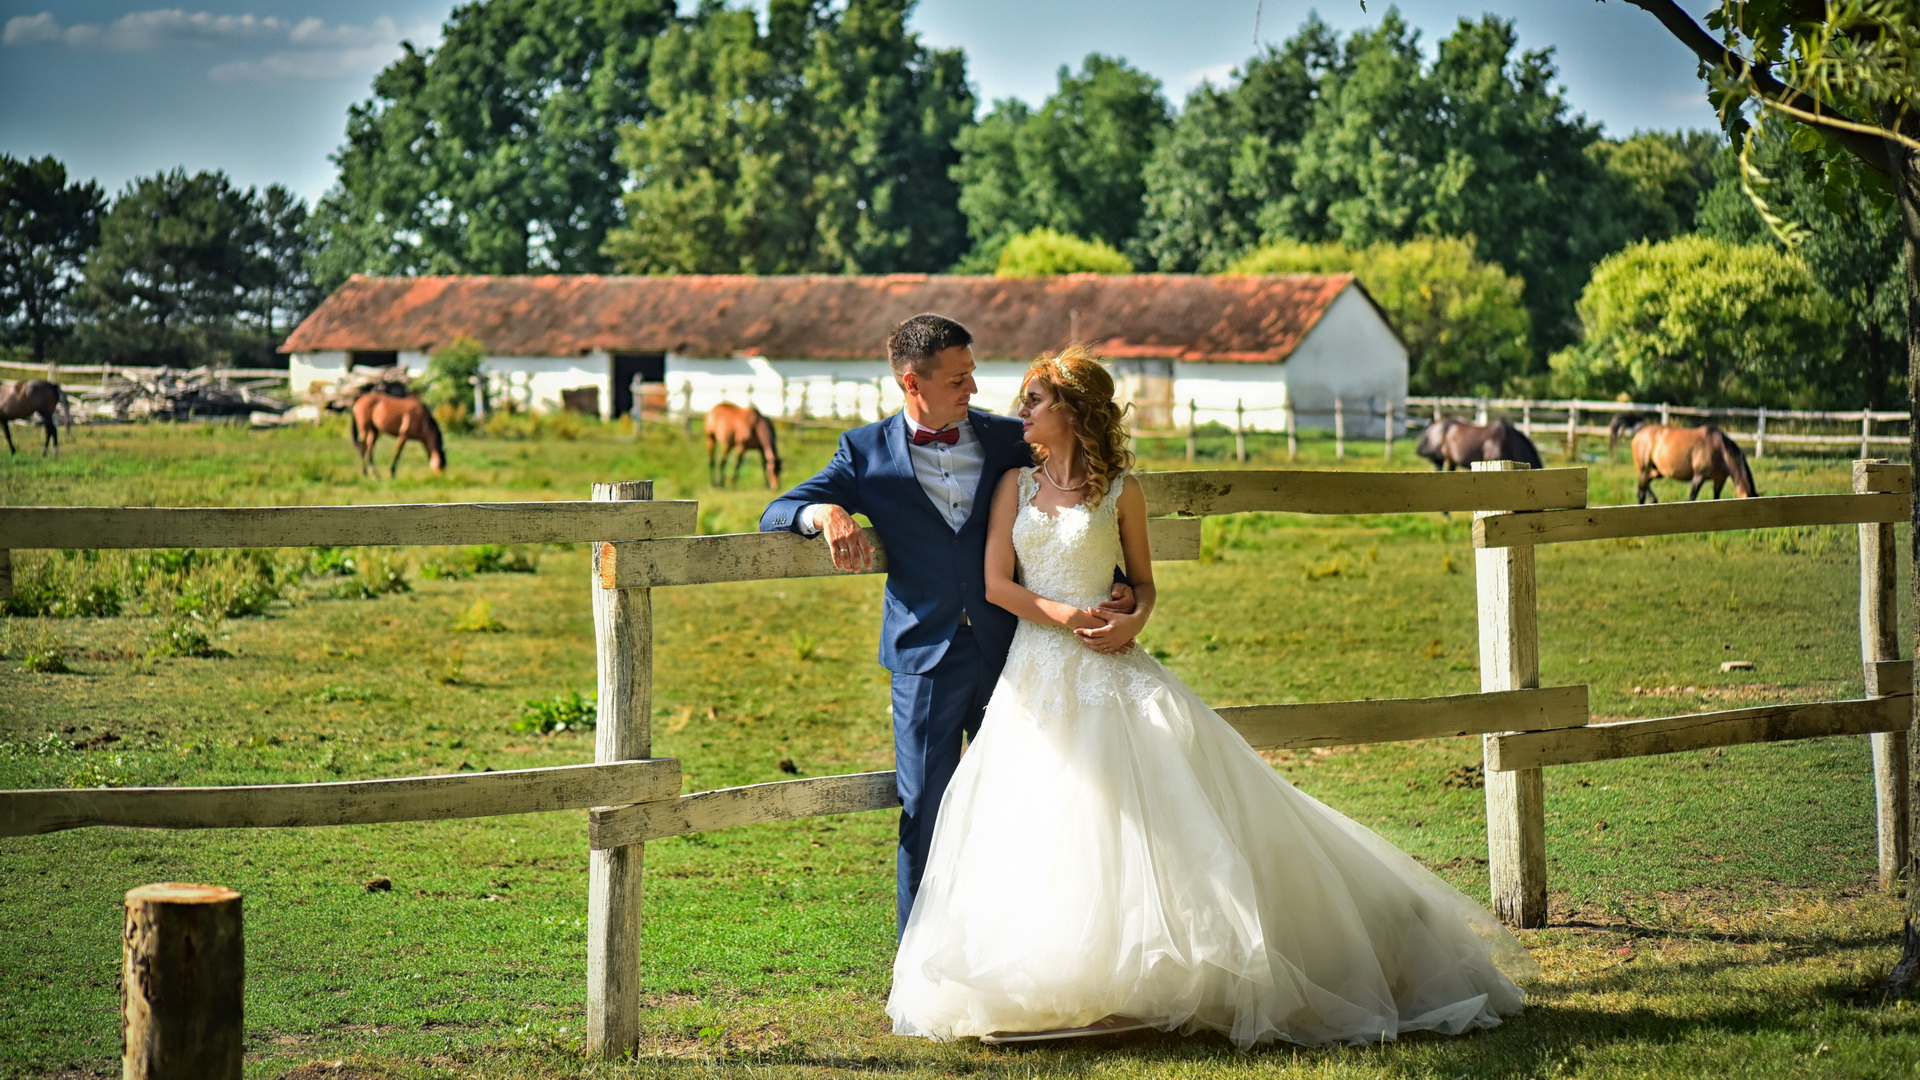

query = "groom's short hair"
[888, 314, 974, 382]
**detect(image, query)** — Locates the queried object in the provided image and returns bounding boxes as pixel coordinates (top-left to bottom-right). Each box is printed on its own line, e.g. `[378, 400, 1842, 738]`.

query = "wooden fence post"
[1383, 401, 1394, 460]
[1862, 413, 1873, 459]
[1856, 459, 1909, 892]
[1286, 402, 1298, 462]
[1235, 400, 1247, 463]
[1473, 460, 1548, 928]
[1520, 403, 1532, 436]
[588, 480, 656, 1057]
[1659, 401, 1671, 428]
[1756, 407, 1767, 458]
[0, 548, 10, 601]
[1565, 406, 1578, 459]
[1186, 399, 1198, 462]
[1334, 398, 1346, 459]
[123, 883, 242, 1080]
[1475, 398, 1489, 426]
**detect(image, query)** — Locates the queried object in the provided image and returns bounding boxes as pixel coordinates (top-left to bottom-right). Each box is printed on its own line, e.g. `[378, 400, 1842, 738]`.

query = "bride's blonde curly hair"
[1023, 343, 1134, 507]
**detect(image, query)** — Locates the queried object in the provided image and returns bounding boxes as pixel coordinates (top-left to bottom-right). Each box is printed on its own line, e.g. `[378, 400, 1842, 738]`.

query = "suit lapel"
[964, 410, 1013, 530]
[883, 412, 951, 528]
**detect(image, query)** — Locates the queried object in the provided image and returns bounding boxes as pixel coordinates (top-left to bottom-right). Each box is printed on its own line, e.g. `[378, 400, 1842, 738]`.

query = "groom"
[761, 313, 1126, 934]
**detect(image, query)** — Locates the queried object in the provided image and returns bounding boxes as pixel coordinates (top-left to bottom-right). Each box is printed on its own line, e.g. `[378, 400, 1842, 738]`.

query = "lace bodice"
[1012, 467, 1128, 610]
[1002, 468, 1159, 714]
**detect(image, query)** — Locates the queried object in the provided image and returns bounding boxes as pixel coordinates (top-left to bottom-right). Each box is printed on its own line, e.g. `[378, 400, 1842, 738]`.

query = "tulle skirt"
[886, 634, 1536, 1048]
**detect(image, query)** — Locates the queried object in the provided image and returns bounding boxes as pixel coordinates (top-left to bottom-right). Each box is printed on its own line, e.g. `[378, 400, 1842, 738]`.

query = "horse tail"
[348, 403, 360, 446]
[1608, 413, 1643, 454]
[1714, 428, 1756, 497]
[421, 401, 446, 467]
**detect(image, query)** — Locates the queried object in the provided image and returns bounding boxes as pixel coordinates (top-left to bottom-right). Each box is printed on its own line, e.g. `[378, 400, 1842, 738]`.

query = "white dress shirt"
[802, 411, 987, 534]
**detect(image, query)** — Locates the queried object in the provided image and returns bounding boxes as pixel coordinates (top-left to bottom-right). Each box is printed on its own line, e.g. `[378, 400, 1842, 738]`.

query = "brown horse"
[350, 389, 445, 477]
[0, 380, 66, 456]
[1414, 417, 1543, 471]
[705, 402, 782, 489]
[1616, 418, 1757, 504]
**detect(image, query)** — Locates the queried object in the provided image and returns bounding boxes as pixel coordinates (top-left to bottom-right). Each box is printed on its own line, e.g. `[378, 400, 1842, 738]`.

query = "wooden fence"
[1410, 395, 1910, 458]
[0, 461, 1910, 1058]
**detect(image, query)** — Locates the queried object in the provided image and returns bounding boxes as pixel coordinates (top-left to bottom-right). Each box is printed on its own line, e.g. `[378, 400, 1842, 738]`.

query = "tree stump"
[123, 883, 243, 1080]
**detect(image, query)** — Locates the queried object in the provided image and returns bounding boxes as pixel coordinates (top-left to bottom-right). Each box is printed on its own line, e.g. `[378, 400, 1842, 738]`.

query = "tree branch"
[1615, 0, 1894, 176]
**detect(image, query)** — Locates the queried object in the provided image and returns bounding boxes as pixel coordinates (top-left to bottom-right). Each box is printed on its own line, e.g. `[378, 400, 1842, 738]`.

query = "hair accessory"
[1049, 355, 1086, 393]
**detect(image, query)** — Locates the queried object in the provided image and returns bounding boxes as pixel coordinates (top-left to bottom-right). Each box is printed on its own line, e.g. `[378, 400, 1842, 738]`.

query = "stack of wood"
[66, 367, 289, 423]
[302, 366, 415, 412]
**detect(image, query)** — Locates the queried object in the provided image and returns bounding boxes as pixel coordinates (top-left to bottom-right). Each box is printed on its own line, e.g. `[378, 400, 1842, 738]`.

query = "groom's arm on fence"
[761, 434, 862, 535]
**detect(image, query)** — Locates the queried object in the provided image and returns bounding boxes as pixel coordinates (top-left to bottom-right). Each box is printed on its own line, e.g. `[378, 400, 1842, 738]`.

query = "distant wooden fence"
[1411, 395, 1910, 458]
[1, 461, 1910, 1058]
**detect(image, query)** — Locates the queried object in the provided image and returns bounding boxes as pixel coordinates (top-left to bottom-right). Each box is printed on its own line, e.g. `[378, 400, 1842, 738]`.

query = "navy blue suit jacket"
[761, 409, 1029, 675]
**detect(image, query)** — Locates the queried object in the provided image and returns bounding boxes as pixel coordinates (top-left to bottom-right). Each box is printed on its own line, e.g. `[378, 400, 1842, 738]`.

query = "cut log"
[123, 883, 243, 1080]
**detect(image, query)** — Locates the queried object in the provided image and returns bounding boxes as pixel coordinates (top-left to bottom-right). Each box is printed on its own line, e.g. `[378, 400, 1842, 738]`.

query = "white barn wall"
[1268, 286, 1407, 437]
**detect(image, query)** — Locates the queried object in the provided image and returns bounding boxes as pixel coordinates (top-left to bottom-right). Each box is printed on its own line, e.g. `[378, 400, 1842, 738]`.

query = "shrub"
[513, 691, 597, 734]
[995, 228, 1133, 277]
[419, 334, 485, 415]
[1227, 237, 1532, 397]
[452, 598, 507, 633]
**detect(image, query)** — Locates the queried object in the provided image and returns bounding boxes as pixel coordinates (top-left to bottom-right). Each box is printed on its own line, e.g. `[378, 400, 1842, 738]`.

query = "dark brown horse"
[1613, 417, 1757, 503]
[1414, 417, 1543, 471]
[705, 402, 782, 489]
[350, 389, 445, 477]
[0, 380, 66, 456]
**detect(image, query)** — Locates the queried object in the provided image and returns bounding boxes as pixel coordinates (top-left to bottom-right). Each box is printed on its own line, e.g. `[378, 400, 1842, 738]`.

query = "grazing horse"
[0, 380, 66, 456]
[704, 402, 782, 489]
[350, 389, 445, 477]
[1414, 417, 1543, 471]
[1613, 417, 1757, 504]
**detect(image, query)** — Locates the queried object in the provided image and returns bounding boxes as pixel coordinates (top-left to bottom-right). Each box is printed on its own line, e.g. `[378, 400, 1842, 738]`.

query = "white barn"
[282, 273, 1406, 434]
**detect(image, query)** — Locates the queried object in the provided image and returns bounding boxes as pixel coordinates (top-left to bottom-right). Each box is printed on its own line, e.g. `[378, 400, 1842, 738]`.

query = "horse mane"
[1708, 426, 1756, 497]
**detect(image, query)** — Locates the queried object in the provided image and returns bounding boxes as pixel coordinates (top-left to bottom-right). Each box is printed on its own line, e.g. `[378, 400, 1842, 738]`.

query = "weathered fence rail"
[3, 460, 1911, 1060]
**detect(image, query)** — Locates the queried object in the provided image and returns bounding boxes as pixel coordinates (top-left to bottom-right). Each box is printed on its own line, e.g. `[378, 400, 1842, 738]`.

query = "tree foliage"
[1228, 237, 1530, 397]
[0, 155, 103, 363]
[1143, 13, 1676, 364]
[952, 55, 1169, 270]
[994, 228, 1132, 277]
[1548, 235, 1845, 407]
[603, 0, 972, 274]
[1697, 116, 1907, 409]
[312, 0, 676, 288]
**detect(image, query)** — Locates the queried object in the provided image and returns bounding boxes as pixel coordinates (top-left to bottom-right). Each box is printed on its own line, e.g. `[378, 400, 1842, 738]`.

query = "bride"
[886, 346, 1537, 1048]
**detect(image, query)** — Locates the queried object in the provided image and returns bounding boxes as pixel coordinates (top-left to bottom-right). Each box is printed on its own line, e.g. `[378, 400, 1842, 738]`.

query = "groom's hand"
[818, 505, 874, 572]
[1095, 583, 1136, 617]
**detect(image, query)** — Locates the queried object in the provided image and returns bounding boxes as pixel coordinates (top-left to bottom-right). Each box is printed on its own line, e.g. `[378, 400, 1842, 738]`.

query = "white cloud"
[4, 10, 432, 83]
[1173, 61, 1240, 96]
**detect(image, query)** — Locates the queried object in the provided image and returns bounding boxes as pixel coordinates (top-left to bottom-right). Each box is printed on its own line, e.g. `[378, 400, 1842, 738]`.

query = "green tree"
[1548, 235, 1845, 407]
[242, 184, 319, 364]
[1281, 15, 1624, 358]
[311, 0, 676, 288]
[420, 334, 486, 415]
[0, 155, 104, 363]
[604, 0, 972, 274]
[1228, 237, 1531, 396]
[1696, 117, 1907, 410]
[80, 169, 256, 368]
[994, 228, 1132, 277]
[1589, 129, 1722, 241]
[952, 55, 1170, 269]
[1137, 18, 1341, 272]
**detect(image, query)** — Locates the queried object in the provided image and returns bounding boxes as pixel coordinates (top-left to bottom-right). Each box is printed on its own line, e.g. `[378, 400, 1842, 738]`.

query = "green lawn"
[0, 418, 1914, 1079]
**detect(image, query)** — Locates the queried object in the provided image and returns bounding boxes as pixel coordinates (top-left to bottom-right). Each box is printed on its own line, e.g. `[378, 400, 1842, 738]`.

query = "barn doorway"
[611, 353, 666, 418]
[1112, 358, 1174, 430]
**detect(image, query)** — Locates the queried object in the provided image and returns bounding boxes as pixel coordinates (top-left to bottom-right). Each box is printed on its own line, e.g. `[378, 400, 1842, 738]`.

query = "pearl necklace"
[1041, 459, 1088, 491]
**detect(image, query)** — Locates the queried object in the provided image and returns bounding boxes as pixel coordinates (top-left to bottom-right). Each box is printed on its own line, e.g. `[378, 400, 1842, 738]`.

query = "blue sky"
[0, 1, 1721, 205]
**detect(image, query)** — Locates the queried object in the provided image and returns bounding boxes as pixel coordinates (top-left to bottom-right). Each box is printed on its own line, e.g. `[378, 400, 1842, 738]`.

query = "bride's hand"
[1075, 609, 1143, 654]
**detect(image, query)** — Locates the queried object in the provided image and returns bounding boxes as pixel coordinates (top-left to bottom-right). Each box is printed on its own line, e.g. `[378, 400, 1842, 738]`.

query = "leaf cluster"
[994, 229, 1133, 278]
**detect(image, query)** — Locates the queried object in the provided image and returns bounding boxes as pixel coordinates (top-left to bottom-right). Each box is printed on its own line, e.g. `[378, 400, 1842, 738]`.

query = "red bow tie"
[911, 426, 960, 446]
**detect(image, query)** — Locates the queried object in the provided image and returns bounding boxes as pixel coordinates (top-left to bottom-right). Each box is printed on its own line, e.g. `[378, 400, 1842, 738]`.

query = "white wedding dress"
[887, 469, 1536, 1048]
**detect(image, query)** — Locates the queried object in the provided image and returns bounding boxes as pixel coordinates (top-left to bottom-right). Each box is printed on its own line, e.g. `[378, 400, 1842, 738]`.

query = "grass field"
[1, 416, 1916, 1079]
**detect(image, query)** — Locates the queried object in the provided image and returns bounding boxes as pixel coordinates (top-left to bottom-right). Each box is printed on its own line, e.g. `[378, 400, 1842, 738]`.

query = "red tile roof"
[282, 273, 1366, 363]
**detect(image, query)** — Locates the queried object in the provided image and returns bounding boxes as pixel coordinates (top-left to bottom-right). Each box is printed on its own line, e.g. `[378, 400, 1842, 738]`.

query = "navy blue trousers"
[890, 625, 999, 936]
